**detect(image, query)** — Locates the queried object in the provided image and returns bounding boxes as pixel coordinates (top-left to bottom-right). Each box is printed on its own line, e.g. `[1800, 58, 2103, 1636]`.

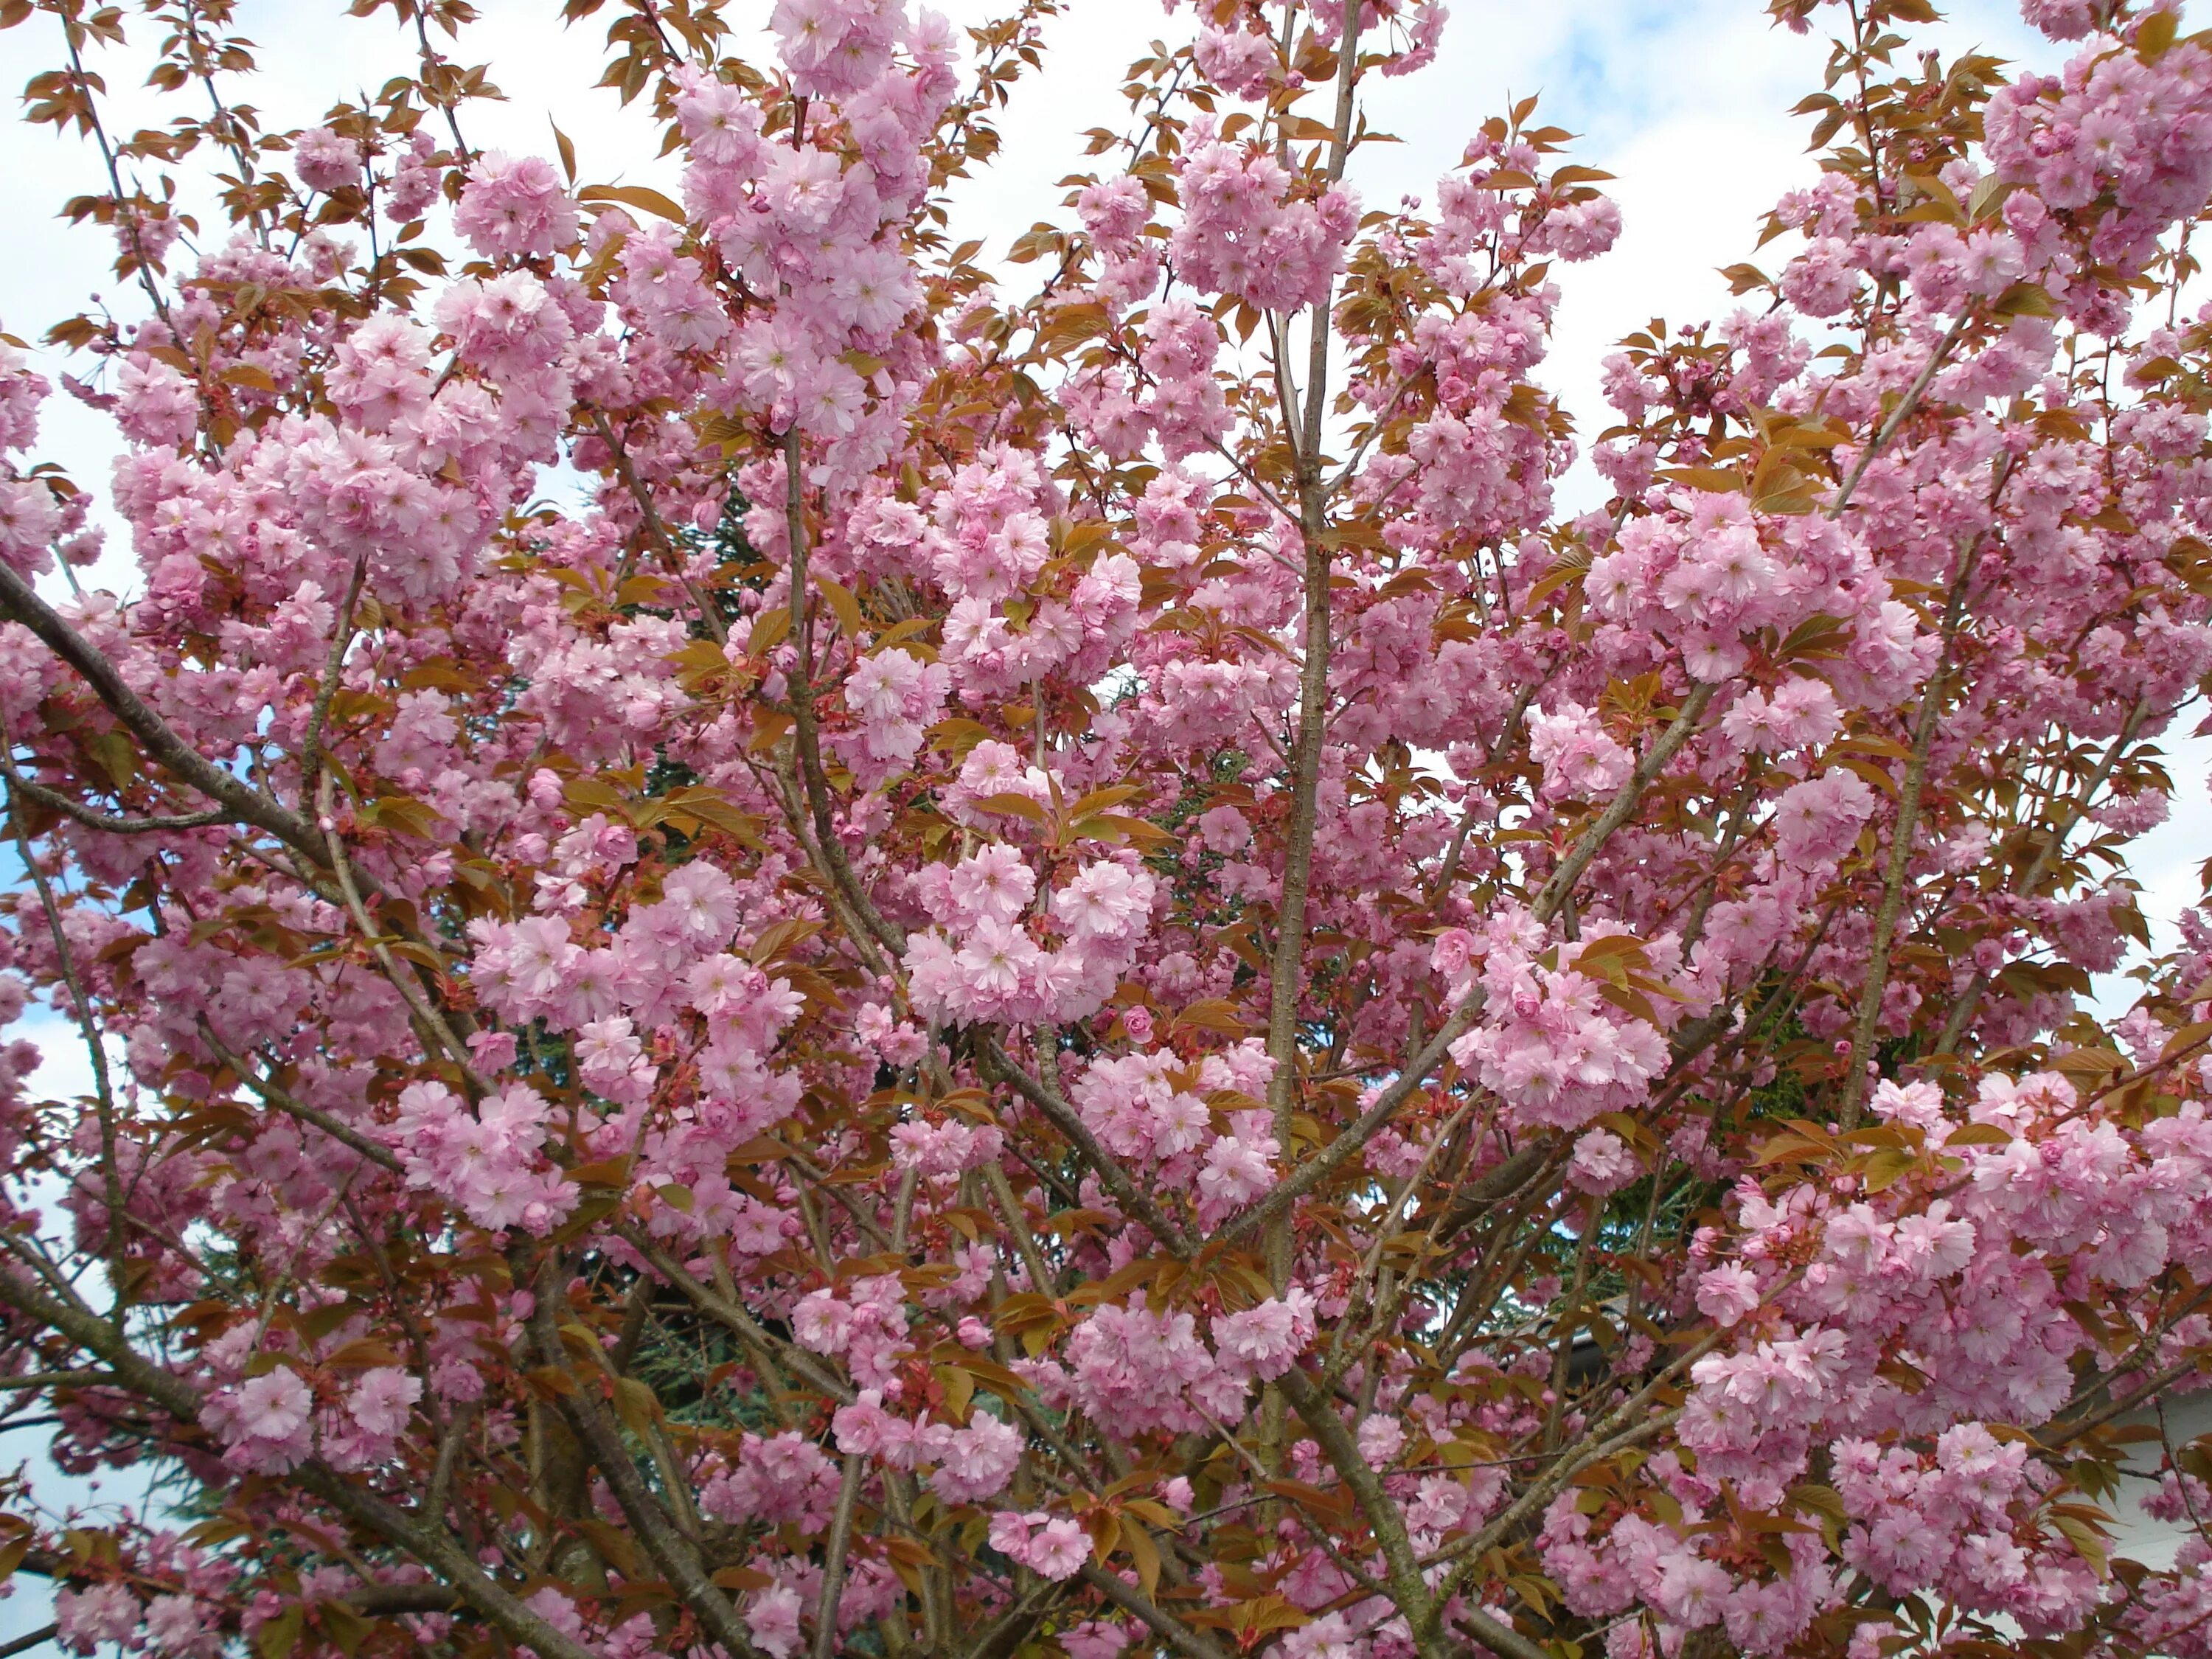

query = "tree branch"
[0, 563, 328, 869]
[977, 1036, 1194, 1255]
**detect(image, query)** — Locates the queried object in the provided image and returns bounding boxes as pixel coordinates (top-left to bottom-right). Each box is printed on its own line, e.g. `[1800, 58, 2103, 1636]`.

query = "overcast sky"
[0, 0, 2205, 1634]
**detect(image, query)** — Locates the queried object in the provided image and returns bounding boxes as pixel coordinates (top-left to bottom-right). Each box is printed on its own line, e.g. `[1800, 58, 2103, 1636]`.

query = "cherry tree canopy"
[0, 0, 2210, 1657]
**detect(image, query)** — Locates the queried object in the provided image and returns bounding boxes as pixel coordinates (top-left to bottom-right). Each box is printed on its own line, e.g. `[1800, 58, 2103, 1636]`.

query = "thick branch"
[1933, 698, 2151, 1056]
[811, 1454, 865, 1659]
[978, 1037, 1194, 1255]
[1840, 525, 1992, 1122]
[0, 563, 328, 869]
[1264, 0, 1366, 1298]
[1829, 308, 1972, 518]
[779, 425, 905, 964]
[0, 758, 230, 836]
[1532, 681, 1714, 925]
[0, 1260, 602, 1659]
[1077, 1562, 1231, 1659]
[198, 1025, 404, 1172]
[1211, 992, 1487, 1251]
[524, 1266, 762, 1659]
[1276, 1364, 1445, 1659]
[1452, 1607, 1555, 1659]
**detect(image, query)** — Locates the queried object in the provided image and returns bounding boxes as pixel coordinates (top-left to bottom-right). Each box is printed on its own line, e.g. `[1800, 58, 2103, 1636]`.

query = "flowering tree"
[1, 0, 2211, 1654]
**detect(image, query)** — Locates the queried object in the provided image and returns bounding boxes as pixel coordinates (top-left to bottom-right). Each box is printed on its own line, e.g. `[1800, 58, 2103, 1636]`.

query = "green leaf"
[2050, 1512, 2110, 1579]
[1859, 1147, 1917, 1192]
[1121, 1514, 1162, 1599]
[1992, 281, 2054, 318]
[815, 575, 866, 641]
[612, 1374, 663, 1434]
[1944, 1123, 2011, 1148]
[318, 1601, 372, 1658]
[86, 729, 139, 790]
[257, 1606, 305, 1659]
[577, 184, 686, 223]
[1655, 466, 1747, 493]
[974, 792, 1047, 822]
[362, 794, 448, 841]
